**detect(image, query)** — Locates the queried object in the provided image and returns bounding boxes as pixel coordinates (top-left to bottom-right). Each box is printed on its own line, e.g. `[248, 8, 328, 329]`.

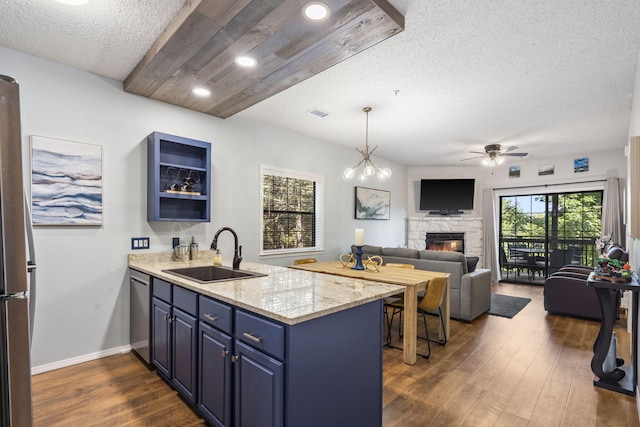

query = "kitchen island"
[128, 251, 403, 427]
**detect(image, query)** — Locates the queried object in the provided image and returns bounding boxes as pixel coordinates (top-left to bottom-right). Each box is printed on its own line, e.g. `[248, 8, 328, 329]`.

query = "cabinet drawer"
[153, 278, 172, 303]
[235, 310, 284, 360]
[199, 295, 232, 334]
[173, 286, 198, 316]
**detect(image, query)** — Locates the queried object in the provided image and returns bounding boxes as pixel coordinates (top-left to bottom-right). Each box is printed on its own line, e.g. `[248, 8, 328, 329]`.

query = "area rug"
[487, 294, 531, 318]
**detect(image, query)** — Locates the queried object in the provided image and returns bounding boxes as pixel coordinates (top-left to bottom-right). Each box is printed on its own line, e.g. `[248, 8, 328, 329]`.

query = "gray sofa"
[353, 245, 492, 321]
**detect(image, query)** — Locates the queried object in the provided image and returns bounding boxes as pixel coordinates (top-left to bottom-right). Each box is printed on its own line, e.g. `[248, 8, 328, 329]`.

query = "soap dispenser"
[190, 236, 199, 260]
[213, 249, 223, 266]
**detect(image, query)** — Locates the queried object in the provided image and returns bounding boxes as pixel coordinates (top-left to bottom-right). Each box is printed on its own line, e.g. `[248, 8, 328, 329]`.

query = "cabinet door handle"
[231, 355, 239, 363]
[204, 313, 219, 323]
[242, 332, 262, 343]
[221, 350, 228, 359]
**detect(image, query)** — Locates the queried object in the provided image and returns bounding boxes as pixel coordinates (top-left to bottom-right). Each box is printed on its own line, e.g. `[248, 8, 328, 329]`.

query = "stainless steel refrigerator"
[0, 74, 36, 426]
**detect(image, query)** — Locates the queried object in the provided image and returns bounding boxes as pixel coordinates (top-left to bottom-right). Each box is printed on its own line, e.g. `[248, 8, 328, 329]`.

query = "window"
[260, 165, 323, 255]
[499, 190, 603, 283]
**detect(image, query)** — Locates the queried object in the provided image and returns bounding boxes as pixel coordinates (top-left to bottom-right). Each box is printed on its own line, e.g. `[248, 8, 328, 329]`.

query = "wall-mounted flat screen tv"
[419, 179, 475, 214]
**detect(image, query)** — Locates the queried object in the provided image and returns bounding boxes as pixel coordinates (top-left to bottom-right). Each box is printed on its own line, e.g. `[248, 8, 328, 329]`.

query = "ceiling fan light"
[481, 158, 490, 166]
[496, 156, 505, 165]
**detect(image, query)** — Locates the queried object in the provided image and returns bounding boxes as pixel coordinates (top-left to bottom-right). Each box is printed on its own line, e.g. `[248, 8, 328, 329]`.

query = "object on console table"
[586, 273, 639, 396]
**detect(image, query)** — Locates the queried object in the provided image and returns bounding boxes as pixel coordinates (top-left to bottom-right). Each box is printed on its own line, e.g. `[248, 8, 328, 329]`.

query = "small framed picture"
[574, 157, 589, 173]
[538, 164, 554, 176]
[509, 166, 520, 178]
[355, 187, 390, 220]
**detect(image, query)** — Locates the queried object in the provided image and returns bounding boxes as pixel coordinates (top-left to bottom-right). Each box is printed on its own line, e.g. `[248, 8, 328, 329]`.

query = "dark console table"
[586, 273, 639, 396]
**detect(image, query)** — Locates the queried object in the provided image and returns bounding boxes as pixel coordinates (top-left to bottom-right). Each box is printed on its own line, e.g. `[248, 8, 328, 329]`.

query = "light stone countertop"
[128, 251, 404, 325]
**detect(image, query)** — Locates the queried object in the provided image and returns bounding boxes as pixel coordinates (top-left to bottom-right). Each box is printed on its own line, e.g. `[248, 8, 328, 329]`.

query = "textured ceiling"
[1, 0, 640, 167]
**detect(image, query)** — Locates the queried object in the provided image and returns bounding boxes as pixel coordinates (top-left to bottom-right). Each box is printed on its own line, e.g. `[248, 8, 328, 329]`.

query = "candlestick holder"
[352, 245, 365, 270]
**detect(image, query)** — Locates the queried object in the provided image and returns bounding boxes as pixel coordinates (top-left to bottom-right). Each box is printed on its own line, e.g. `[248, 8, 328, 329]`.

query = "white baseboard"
[31, 345, 132, 375]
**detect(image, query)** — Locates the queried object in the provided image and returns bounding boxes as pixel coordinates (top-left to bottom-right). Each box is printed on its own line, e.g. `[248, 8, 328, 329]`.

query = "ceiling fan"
[461, 144, 528, 166]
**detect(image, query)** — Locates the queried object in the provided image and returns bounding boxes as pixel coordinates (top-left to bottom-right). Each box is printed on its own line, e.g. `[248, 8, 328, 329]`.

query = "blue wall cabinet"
[147, 131, 211, 222]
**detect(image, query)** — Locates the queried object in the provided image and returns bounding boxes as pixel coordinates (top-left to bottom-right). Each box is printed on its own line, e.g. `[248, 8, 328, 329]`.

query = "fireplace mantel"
[408, 217, 484, 267]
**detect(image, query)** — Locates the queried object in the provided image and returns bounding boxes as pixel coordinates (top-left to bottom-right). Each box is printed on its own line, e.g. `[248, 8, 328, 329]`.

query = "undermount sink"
[163, 265, 267, 283]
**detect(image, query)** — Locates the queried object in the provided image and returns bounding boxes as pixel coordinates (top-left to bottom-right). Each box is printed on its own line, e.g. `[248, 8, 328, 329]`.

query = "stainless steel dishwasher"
[130, 268, 151, 364]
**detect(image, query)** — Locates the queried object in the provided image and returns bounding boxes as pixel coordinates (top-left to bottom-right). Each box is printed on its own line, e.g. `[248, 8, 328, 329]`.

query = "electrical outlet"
[131, 237, 150, 250]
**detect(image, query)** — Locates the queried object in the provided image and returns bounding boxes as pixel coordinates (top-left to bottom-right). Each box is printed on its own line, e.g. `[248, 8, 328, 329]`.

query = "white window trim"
[259, 165, 324, 257]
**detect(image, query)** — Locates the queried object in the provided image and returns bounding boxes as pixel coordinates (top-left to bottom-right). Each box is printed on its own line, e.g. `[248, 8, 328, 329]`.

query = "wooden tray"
[592, 274, 631, 283]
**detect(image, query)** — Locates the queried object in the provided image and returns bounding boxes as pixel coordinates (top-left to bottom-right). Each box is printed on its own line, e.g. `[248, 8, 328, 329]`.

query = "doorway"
[499, 190, 603, 284]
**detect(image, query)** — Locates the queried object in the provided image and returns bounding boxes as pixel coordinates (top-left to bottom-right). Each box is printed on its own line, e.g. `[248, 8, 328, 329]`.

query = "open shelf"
[147, 131, 211, 222]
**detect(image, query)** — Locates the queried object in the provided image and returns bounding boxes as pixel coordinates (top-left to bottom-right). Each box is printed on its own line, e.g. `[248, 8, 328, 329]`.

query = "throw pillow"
[466, 256, 479, 272]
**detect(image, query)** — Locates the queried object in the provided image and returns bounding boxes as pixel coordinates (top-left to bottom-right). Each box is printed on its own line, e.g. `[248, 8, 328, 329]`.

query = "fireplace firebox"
[425, 232, 465, 253]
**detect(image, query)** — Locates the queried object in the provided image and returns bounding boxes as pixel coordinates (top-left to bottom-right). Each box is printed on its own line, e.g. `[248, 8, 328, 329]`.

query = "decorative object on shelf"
[30, 135, 103, 225]
[342, 107, 392, 182]
[594, 257, 634, 282]
[355, 186, 390, 220]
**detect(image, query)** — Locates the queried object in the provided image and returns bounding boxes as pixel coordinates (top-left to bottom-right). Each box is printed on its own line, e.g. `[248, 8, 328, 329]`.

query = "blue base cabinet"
[199, 322, 232, 427]
[234, 341, 284, 427]
[151, 279, 198, 405]
[155, 285, 384, 427]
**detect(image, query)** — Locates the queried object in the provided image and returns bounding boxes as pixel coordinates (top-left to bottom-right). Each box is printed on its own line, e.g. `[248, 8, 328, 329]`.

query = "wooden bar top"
[289, 260, 449, 286]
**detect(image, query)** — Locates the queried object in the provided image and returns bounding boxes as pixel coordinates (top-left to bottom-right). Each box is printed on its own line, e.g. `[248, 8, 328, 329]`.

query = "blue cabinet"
[152, 284, 383, 427]
[147, 131, 211, 222]
[151, 296, 171, 378]
[172, 307, 198, 403]
[234, 341, 284, 427]
[151, 278, 199, 404]
[199, 319, 232, 427]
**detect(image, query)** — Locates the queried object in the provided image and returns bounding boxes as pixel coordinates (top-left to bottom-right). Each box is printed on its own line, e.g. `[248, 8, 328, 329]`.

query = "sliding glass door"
[499, 190, 603, 284]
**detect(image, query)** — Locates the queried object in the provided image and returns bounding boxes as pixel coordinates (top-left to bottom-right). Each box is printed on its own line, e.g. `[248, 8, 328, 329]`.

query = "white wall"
[408, 150, 626, 219]
[0, 48, 408, 368]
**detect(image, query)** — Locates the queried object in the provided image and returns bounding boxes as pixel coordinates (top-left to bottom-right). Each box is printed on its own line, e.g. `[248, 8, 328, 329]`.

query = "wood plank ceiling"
[124, 0, 404, 119]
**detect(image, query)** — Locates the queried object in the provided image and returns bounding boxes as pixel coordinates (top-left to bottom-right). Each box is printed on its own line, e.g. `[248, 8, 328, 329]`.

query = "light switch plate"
[131, 237, 150, 250]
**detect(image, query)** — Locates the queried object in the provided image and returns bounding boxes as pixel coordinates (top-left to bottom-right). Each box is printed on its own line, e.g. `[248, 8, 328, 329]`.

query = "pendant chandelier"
[342, 107, 392, 182]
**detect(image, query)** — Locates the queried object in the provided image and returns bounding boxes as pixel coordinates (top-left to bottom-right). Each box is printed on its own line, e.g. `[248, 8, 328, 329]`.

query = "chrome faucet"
[211, 227, 242, 270]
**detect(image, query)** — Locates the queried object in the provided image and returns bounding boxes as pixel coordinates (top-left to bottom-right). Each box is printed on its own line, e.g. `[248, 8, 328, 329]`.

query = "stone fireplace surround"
[408, 216, 484, 268]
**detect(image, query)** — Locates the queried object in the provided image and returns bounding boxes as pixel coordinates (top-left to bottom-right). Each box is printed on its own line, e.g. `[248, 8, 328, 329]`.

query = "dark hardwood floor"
[32, 282, 640, 426]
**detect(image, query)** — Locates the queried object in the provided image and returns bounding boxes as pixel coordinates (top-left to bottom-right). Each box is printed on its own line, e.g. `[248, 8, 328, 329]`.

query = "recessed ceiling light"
[54, 0, 90, 5]
[235, 56, 257, 67]
[192, 87, 211, 97]
[303, 2, 330, 21]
